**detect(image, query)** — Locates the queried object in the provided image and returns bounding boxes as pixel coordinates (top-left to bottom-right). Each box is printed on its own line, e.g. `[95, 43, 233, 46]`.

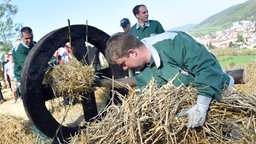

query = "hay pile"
[68, 79, 255, 143]
[43, 61, 255, 143]
[0, 115, 34, 144]
[45, 58, 96, 101]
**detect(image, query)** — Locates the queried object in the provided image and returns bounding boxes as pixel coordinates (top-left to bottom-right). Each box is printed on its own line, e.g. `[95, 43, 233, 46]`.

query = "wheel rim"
[21, 25, 127, 142]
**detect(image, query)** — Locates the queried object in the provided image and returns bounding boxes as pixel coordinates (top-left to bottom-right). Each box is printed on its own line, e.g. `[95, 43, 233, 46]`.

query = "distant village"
[194, 20, 256, 49]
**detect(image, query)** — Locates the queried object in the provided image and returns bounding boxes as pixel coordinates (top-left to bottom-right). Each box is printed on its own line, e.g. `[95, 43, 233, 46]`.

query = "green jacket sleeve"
[155, 21, 165, 34]
[175, 32, 226, 100]
[14, 47, 30, 81]
[152, 32, 227, 100]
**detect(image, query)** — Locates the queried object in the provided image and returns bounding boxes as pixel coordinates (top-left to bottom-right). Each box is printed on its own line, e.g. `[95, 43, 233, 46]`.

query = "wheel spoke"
[81, 93, 98, 122]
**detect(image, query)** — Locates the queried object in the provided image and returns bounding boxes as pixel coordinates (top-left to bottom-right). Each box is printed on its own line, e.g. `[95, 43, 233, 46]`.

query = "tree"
[237, 34, 245, 43]
[207, 42, 216, 50]
[228, 41, 235, 48]
[0, 0, 21, 53]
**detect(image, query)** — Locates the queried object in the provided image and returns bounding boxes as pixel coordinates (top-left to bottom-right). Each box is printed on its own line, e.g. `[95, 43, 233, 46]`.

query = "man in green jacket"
[13, 27, 36, 92]
[106, 32, 234, 128]
[130, 4, 165, 40]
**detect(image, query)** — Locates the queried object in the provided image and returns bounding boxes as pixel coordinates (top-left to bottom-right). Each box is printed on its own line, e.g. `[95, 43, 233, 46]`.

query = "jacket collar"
[136, 20, 150, 29]
[141, 32, 178, 68]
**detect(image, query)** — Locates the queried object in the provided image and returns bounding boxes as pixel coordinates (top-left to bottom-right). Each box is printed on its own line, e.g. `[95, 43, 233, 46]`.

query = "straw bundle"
[43, 62, 255, 143]
[0, 115, 34, 144]
[45, 58, 96, 100]
[68, 78, 255, 144]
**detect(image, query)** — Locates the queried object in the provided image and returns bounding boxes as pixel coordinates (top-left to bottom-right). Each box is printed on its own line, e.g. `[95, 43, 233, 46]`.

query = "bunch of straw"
[69, 79, 255, 143]
[45, 58, 96, 99]
[0, 115, 34, 144]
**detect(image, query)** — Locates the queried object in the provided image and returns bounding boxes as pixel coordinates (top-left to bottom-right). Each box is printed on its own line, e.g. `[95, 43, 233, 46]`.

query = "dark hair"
[106, 32, 143, 63]
[133, 4, 146, 16]
[21, 27, 33, 34]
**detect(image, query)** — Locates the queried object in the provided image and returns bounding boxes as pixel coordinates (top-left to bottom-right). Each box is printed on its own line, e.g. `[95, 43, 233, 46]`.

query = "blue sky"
[12, 0, 248, 41]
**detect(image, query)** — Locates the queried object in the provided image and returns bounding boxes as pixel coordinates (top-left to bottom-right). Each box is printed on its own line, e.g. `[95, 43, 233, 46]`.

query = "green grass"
[210, 47, 256, 67]
[216, 55, 256, 67]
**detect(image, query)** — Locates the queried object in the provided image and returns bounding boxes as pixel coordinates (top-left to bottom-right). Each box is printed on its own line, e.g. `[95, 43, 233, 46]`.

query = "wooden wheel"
[21, 25, 128, 143]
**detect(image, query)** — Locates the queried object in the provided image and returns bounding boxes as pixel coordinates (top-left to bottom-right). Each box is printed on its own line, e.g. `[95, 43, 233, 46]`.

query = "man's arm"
[178, 32, 224, 100]
[155, 21, 165, 33]
[175, 32, 225, 128]
[4, 64, 9, 86]
[14, 49, 28, 81]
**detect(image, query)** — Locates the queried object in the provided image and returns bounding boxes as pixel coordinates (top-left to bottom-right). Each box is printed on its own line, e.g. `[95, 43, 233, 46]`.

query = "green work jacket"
[135, 31, 230, 101]
[13, 41, 34, 81]
[130, 20, 165, 40]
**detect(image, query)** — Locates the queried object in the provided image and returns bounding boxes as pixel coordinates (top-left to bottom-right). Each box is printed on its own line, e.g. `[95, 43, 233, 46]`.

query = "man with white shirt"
[130, 4, 165, 40]
[4, 53, 17, 103]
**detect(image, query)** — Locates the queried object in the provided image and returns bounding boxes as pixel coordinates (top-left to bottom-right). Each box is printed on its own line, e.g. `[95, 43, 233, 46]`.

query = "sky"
[11, 0, 248, 41]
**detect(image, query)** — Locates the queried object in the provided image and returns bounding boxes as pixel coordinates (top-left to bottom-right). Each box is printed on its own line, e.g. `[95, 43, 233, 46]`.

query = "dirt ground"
[0, 82, 109, 126]
[0, 85, 28, 120]
[0, 82, 109, 143]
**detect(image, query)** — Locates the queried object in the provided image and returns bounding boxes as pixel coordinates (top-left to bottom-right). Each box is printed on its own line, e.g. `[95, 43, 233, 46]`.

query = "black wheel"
[21, 25, 128, 143]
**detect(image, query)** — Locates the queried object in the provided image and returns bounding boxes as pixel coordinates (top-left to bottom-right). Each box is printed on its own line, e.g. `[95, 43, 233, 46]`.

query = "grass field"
[217, 55, 256, 67]
[211, 48, 256, 67]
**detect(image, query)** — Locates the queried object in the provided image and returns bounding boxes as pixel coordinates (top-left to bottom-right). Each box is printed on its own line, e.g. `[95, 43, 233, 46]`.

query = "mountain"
[173, 0, 256, 36]
[169, 24, 197, 32]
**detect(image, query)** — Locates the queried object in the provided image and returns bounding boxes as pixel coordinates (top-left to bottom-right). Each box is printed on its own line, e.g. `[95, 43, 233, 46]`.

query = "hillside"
[188, 0, 256, 36]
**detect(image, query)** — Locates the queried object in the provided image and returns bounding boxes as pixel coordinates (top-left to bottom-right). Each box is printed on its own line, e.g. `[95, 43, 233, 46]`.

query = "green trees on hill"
[189, 0, 256, 36]
[0, 0, 21, 55]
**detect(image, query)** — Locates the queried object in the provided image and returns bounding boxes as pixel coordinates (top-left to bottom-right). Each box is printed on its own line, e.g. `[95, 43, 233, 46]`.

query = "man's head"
[106, 32, 149, 70]
[3, 54, 9, 61]
[20, 27, 33, 47]
[8, 52, 13, 62]
[133, 4, 148, 23]
[120, 18, 131, 32]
